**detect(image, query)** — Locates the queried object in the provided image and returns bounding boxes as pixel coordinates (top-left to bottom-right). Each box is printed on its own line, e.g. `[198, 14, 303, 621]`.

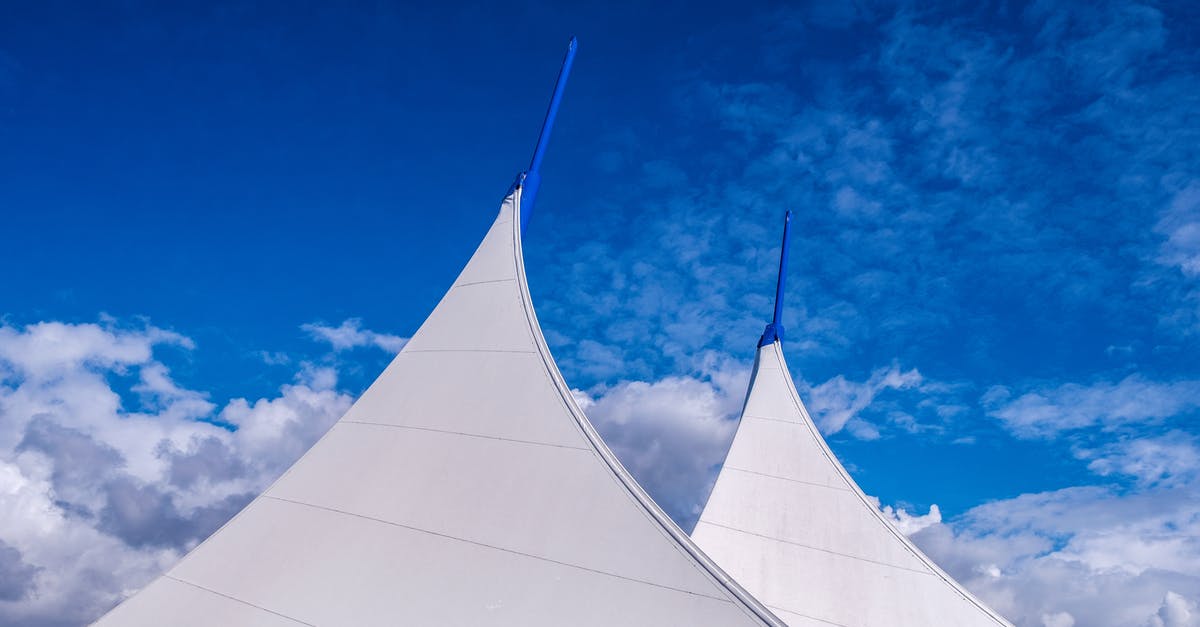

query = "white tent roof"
[96, 187, 784, 626]
[692, 338, 1013, 627]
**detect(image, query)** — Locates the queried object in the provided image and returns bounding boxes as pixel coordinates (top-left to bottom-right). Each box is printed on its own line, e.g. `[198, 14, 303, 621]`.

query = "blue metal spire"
[519, 36, 578, 233]
[758, 210, 793, 347]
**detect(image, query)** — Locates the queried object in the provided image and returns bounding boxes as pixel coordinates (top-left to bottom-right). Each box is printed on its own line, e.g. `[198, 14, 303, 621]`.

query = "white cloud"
[0, 538, 38, 602]
[878, 501, 942, 536]
[1146, 591, 1200, 627]
[1156, 180, 1200, 277]
[985, 376, 1200, 439]
[300, 318, 407, 353]
[0, 319, 354, 625]
[955, 374, 1200, 624]
[577, 355, 946, 531]
[1042, 612, 1075, 627]
[576, 359, 750, 529]
[1081, 431, 1200, 487]
[0, 320, 192, 381]
[1156, 179, 1200, 334]
[833, 185, 882, 217]
[1, 313, 1193, 627]
[4, 315, 1196, 627]
[802, 364, 923, 436]
[911, 482, 1200, 627]
[573, 339, 628, 381]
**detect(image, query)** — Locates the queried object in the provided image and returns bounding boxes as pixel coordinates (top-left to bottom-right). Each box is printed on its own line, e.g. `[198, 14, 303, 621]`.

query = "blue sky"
[2, 1, 1199, 626]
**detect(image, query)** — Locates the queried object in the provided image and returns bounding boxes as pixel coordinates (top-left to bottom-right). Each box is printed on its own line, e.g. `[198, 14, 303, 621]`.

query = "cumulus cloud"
[1146, 591, 1199, 627]
[911, 482, 1200, 627]
[878, 501, 942, 536]
[576, 351, 964, 531]
[0, 320, 941, 623]
[574, 357, 750, 529]
[3, 322, 1194, 627]
[0, 320, 192, 382]
[0, 539, 38, 602]
[1042, 612, 1075, 627]
[936, 370, 1200, 626]
[301, 318, 408, 353]
[0, 319, 357, 625]
[592, 350, 1200, 627]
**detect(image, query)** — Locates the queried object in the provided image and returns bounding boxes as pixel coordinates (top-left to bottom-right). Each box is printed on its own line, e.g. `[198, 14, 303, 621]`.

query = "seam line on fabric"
[163, 576, 315, 626]
[261, 495, 735, 604]
[764, 604, 849, 627]
[453, 278, 518, 288]
[694, 520, 935, 575]
[722, 466, 850, 492]
[741, 414, 801, 425]
[339, 420, 591, 451]
[766, 348, 1012, 625]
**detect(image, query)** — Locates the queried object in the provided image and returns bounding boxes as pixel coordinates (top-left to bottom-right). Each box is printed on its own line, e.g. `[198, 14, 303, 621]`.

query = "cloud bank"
[1, 315, 1198, 626]
[0, 319, 359, 626]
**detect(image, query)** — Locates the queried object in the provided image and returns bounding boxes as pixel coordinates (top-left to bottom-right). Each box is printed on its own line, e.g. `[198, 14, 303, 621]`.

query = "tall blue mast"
[758, 210, 793, 347]
[520, 36, 578, 232]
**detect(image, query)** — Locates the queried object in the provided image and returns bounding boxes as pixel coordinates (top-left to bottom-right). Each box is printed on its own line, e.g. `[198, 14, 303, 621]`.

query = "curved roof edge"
[510, 184, 787, 627]
[761, 339, 1013, 625]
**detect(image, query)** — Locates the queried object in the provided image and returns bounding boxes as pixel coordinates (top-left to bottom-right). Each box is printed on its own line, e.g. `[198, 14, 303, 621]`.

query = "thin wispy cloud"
[985, 376, 1200, 439]
[301, 318, 408, 353]
[803, 364, 923, 438]
[1081, 431, 1200, 488]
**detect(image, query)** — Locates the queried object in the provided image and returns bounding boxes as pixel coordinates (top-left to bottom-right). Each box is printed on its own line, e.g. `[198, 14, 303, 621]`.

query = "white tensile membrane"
[692, 339, 1014, 627]
[95, 187, 784, 627]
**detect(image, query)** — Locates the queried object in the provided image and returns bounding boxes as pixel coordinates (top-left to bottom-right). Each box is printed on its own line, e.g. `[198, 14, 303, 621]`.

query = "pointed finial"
[520, 36, 578, 232]
[758, 210, 792, 347]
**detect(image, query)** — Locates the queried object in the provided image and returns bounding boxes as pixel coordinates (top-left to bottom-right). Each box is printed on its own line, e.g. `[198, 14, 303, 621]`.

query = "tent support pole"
[520, 36, 578, 232]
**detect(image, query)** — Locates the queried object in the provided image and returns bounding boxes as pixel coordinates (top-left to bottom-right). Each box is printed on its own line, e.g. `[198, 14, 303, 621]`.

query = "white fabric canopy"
[692, 340, 1013, 627]
[96, 188, 783, 626]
